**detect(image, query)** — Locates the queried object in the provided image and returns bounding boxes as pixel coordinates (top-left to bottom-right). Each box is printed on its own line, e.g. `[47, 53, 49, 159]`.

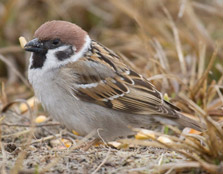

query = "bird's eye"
[52, 39, 60, 46]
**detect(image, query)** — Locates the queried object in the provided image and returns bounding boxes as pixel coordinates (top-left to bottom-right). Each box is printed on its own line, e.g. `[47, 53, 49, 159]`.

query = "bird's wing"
[61, 41, 180, 118]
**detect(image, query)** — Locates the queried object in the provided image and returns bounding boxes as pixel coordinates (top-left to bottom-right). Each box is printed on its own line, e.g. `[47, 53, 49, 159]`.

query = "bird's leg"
[82, 138, 101, 151]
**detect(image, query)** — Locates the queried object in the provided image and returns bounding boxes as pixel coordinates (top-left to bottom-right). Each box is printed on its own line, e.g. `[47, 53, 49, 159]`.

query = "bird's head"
[25, 20, 90, 70]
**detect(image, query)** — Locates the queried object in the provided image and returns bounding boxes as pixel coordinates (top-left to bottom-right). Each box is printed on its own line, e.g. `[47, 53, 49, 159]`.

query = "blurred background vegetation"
[0, 0, 222, 108]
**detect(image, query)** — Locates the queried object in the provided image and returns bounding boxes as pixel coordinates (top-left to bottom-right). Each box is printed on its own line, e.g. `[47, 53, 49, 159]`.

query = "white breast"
[28, 66, 86, 133]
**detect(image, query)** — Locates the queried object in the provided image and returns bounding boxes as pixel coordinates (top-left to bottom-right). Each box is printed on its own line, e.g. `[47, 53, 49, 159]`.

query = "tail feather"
[163, 100, 203, 131]
[177, 112, 203, 131]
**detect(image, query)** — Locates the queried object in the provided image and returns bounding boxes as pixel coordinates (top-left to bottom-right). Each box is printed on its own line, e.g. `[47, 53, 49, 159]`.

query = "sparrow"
[24, 20, 201, 141]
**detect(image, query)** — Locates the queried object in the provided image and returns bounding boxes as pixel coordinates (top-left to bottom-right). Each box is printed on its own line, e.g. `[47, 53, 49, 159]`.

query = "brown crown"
[34, 20, 87, 52]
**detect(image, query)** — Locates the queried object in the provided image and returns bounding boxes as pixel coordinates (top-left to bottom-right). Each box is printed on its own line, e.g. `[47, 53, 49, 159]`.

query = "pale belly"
[30, 74, 133, 140]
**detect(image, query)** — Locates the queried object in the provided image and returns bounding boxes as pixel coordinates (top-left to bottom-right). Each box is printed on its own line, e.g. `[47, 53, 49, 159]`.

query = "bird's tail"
[163, 100, 203, 131]
[177, 112, 203, 131]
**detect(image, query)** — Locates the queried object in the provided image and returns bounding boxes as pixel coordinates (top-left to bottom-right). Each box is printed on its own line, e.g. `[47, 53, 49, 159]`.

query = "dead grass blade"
[192, 1, 223, 18]
[0, 137, 7, 174]
[0, 54, 30, 87]
[92, 147, 111, 174]
[154, 161, 201, 173]
[198, 42, 206, 79]
[162, 6, 187, 76]
[190, 45, 218, 99]
[9, 99, 35, 174]
[184, 1, 214, 47]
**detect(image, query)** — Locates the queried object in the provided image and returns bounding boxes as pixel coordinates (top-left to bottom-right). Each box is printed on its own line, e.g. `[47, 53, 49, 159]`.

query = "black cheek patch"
[56, 46, 74, 61]
[30, 52, 47, 69]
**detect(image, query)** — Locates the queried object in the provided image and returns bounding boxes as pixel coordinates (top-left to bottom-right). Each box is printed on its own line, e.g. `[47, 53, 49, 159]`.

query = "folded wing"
[61, 41, 180, 119]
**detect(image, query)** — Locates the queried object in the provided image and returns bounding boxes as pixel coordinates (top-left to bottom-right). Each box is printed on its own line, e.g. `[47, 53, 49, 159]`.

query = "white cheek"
[38, 35, 91, 72]
[43, 45, 70, 70]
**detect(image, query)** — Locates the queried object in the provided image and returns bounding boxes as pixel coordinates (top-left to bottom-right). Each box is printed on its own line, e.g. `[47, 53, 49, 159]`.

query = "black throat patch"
[55, 46, 74, 61]
[30, 52, 47, 69]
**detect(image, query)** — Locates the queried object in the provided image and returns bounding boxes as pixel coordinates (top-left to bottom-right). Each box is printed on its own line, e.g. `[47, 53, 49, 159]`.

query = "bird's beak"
[24, 38, 46, 53]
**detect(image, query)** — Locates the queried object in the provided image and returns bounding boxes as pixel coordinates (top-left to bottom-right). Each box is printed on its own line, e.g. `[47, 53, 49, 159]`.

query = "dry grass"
[0, 0, 223, 173]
